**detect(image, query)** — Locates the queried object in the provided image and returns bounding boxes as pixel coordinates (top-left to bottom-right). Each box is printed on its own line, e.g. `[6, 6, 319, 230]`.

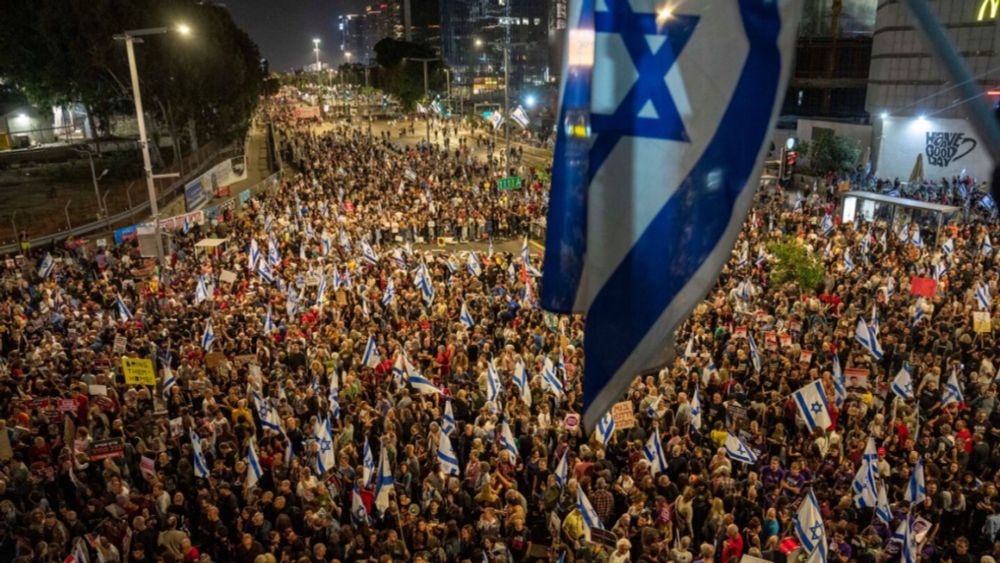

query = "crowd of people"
[0, 96, 999, 563]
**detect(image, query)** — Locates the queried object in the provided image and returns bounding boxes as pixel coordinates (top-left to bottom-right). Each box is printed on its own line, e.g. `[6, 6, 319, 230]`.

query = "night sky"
[226, 0, 368, 71]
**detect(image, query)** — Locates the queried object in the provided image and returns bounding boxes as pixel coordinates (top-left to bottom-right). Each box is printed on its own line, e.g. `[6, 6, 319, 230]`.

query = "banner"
[910, 277, 937, 298]
[184, 156, 248, 211]
[122, 357, 156, 386]
[89, 438, 125, 461]
[877, 116, 994, 183]
[611, 401, 636, 430]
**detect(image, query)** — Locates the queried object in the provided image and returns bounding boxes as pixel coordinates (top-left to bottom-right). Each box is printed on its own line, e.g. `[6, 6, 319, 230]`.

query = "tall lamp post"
[313, 38, 321, 80]
[114, 24, 189, 270]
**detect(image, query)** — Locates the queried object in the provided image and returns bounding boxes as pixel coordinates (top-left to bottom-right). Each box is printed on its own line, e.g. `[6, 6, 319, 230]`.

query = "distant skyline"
[226, 0, 368, 71]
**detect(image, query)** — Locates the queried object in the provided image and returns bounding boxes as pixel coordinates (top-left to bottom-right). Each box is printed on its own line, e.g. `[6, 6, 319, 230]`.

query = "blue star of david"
[809, 522, 823, 542]
[319, 438, 332, 452]
[810, 402, 823, 414]
[903, 383, 913, 395]
[589, 2, 700, 178]
[258, 406, 269, 419]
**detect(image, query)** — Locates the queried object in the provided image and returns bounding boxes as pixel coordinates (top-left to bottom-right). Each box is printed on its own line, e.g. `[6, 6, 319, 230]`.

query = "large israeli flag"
[499, 421, 519, 460]
[375, 446, 394, 515]
[246, 440, 263, 489]
[852, 437, 878, 508]
[459, 301, 475, 329]
[724, 432, 758, 464]
[831, 353, 846, 408]
[891, 363, 914, 400]
[794, 489, 827, 563]
[577, 486, 604, 541]
[976, 281, 992, 311]
[487, 359, 502, 402]
[314, 418, 336, 475]
[362, 438, 375, 488]
[904, 459, 926, 504]
[942, 369, 964, 407]
[875, 481, 892, 524]
[513, 360, 532, 406]
[362, 335, 381, 368]
[541, 0, 801, 430]
[793, 380, 831, 433]
[595, 411, 616, 445]
[190, 430, 210, 479]
[441, 401, 456, 434]
[690, 386, 702, 432]
[555, 449, 569, 488]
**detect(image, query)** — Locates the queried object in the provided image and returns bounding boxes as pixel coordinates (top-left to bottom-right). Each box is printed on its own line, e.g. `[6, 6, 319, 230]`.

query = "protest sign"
[611, 401, 636, 430]
[973, 311, 991, 333]
[122, 357, 155, 386]
[89, 438, 125, 461]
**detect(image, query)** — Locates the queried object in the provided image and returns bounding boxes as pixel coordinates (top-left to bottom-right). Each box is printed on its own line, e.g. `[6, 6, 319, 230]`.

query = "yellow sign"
[978, 0, 999, 20]
[122, 357, 156, 385]
[973, 311, 992, 333]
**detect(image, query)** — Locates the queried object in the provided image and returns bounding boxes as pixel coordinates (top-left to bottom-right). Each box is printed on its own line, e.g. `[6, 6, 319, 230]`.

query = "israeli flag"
[820, 214, 834, 236]
[513, 359, 532, 406]
[852, 437, 879, 508]
[499, 421, 519, 459]
[268, 237, 281, 267]
[577, 486, 604, 540]
[361, 240, 379, 265]
[466, 251, 482, 277]
[724, 432, 758, 465]
[511, 105, 531, 129]
[555, 449, 569, 488]
[201, 319, 215, 352]
[542, 357, 565, 397]
[459, 301, 475, 328]
[246, 440, 263, 489]
[360, 335, 380, 368]
[441, 401, 456, 434]
[182, 216, 192, 235]
[843, 248, 854, 273]
[487, 359, 502, 402]
[897, 223, 909, 243]
[381, 278, 395, 306]
[352, 486, 370, 524]
[854, 318, 882, 360]
[314, 418, 336, 475]
[39, 253, 55, 279]
[942, 237, 954, 256]
[162, 368, 177, 401]
[832, 353, 846, 408]
[521, 236, 532, 266]
[116, 294, 133, 321]
[251, 390, 282, 432]
[415, 263, 435, 305]
[374, 446, 394, 515]
[976, 281, 992, 311]
[643, 428, 668, 474]
[903, 458, 928, 508]
[190, 430, 210, 479]
[942, 369, 963, 407]
[321, 234, 332, 256]
[257, 259, 274, 284]
[748, 332, 762, 373]
[262, 305, 274, 335]
[339, 228, 351, 250]
[934, 259, 948, 281]
[437, 431, 460, 475]
[409, 371, 442, 395]
[391, 248, 407, 269]
[794, 490, 827, 563]
[331, 267, 342, 291]
[911, 298, 927, 327]
[595, 411, 616, 445]
[249, 239, 260, 271]
[488, 111, 504, 131]
[983, 234, 993, 256]
[875, 481, 892, 524]
[891, 364, 914, 400]
[362, 438, 375, 488]
[911, 228, 923, 249]
[793, 380, 832, 433]
[195, 276, 210, 305]
[690, 386, 702, 432]
[316, 274, 327, 306]
[540, 0, 801, 431]
[901, 515, 917, 563]
[445, 257, 458, 274]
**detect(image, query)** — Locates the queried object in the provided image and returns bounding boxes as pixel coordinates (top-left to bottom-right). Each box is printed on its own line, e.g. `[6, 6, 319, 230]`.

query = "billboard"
[184, 156, 248, 211]
[876, 116, 994, 183]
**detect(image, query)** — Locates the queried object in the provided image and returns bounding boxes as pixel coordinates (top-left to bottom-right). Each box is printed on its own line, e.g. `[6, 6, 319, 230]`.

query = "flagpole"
[901, 0, 1000, 165]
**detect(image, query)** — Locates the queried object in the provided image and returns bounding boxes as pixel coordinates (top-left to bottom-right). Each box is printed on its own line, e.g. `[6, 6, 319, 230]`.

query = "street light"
[114, 24, 189, 269]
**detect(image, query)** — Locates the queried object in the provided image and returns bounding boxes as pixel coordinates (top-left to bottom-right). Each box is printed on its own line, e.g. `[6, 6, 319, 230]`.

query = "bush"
[766, 236, 825, 293]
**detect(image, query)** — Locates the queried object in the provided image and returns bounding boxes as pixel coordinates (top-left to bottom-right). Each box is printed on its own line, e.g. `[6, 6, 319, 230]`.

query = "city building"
[866, 0, 1000, 183]
[406, 0, 442, 50]
[782, 0, 875, 120]
[439, 0, 549, 99]
[339, 14, 366, 62]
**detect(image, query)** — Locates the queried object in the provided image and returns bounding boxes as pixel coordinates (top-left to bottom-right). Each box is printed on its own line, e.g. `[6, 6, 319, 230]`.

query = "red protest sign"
[910, 277, 936, 298]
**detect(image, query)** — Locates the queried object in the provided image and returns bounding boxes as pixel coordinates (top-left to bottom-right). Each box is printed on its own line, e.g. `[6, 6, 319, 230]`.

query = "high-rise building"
[339, 14, 366, 63]
[407, 0, 442, 50]
[439, 0, 549, 96]
[782, 0, 875, 120]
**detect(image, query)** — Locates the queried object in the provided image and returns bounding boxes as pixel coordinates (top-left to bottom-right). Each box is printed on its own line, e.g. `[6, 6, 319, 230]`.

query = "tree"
[0, 0, 263, 161]
[803, 133, 861, 174]
[766, 236, 825, 293]
[372, 38, 445, 109]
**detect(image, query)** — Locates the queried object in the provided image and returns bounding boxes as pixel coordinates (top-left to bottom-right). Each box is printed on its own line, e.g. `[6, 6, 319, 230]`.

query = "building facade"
[866, 0, 1000, 119]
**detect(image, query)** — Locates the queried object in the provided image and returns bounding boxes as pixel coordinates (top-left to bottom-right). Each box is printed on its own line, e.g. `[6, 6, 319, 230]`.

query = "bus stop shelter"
[839, 191, 959, 244]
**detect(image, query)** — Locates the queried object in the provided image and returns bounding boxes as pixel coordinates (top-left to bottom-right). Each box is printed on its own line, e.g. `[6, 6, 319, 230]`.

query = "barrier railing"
[0, 145, 240, 255]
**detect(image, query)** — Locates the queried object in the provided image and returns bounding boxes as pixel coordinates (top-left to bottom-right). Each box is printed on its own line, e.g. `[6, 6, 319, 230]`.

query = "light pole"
[114, 24, 188, 270]
[502, 1, 511, 175]
[313, 37, 321, 74]
[405, 57, 439, 144]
